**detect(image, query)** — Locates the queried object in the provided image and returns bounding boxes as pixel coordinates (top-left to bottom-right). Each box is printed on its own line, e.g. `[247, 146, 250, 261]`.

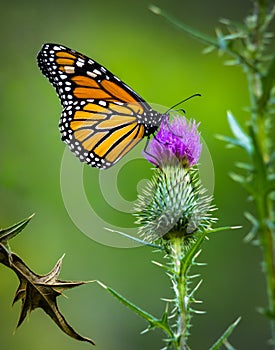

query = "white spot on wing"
[76, 60, 84, 67]
[93, 69, 101, 75]
[64, 66, 75, 74]
[87, 71, 97, 78]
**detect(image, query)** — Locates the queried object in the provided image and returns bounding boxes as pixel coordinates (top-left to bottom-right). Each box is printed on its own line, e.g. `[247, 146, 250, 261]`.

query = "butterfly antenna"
[145, 92, 200, 160]
[165, 93, 201, 114]
[143, 137, 160, 167]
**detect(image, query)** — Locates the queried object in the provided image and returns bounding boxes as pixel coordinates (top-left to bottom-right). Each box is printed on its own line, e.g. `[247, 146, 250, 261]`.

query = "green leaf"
[216, 134, 245, 148]
[202, 45, 216, 54]
[0, 214, 35, 250]
[148, 4, 218, 47]
[97, 280, 173, 337]
[234, 162, 254, 171]
[209, 317, 241, 350]
[227, 111, 252, 154]
[229, 172, 247, 184]
[104, 227, 163, 250]
[210, 226, 242, 233]
[216, 28, 227, 51]
[148, 4, 253, 70]
[224, 59, 239, 66]
[181, 226, 240, 276]
[243, 211, 259, 243]
[181, 231, 208, 276]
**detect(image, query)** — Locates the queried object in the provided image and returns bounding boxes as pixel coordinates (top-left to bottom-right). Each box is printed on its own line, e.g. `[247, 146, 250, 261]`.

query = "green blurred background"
[0, 0, 272, 348]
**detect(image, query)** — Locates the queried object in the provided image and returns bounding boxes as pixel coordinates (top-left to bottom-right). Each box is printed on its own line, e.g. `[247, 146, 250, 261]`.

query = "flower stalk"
[134, 116, 218, 349]
[169, 237, 192, 350]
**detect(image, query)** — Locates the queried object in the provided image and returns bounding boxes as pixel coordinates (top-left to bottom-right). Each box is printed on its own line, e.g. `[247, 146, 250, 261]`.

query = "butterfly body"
[37, 44, 164, 169]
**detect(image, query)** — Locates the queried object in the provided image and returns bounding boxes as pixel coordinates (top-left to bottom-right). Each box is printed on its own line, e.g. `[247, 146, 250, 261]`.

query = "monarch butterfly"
[37, 43, 165, 169]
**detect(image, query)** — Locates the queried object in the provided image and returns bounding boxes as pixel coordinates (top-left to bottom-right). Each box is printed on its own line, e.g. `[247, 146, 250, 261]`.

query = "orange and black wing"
[37, 43, 162, 169]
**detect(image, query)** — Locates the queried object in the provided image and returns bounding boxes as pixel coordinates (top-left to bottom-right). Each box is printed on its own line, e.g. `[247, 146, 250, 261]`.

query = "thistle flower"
[135, 115, 216, 243]
[144, 116, 202, 168]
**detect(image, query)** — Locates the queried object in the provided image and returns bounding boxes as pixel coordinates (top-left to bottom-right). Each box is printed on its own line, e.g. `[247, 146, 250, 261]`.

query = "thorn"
[161, 298, 176, 303]
[152, 260, 164, 267]
[190, 308, 206, 314]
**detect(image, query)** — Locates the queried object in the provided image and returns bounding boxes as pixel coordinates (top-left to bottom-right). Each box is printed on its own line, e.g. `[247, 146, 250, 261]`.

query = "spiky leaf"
[0, 214, 34, 250]
[209, 317, 241, 350]
[0, 244, 95, 346]
[97, 281, 173, 337]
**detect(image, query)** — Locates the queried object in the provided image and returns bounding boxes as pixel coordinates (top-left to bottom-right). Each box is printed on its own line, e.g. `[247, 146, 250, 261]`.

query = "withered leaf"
[0, 216, 95, 345]
[5, 249, 95, 345]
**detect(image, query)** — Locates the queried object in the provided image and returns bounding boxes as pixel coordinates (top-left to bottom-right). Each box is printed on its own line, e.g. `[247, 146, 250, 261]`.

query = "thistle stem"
[170, 237, 190, 350]
[249, 75, 275, 346]
[256, 189, 275, 344]
[246, 1, 275, 344]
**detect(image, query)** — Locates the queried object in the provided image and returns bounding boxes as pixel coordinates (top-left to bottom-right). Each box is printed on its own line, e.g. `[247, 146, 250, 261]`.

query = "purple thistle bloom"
[145, 116, 202, 167]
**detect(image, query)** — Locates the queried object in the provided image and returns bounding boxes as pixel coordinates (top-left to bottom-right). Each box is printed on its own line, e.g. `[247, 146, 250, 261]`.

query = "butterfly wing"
[37, 43, 162, 168]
